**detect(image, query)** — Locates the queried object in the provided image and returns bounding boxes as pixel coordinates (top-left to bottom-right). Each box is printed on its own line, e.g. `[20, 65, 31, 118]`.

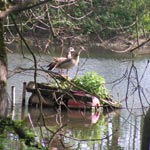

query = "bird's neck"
[73, 53, 80, 64]
[67, 52, 72, 58]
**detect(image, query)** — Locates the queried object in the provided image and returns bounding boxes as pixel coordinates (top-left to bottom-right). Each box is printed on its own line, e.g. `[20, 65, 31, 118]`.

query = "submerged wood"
[26, 81, 121, 109]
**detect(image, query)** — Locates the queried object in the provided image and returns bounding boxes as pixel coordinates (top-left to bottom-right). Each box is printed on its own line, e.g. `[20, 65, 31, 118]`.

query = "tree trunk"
[141, 108, 150, 150]
[0, 18, 8, 117]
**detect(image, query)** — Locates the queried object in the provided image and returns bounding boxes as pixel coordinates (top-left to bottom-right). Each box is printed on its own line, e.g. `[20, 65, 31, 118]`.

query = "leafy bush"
[73, 72, 109, 99]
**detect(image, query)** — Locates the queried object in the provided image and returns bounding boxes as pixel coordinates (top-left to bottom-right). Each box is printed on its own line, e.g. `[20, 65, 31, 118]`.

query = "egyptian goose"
[47, 47, 74, 72]
[47, 46, 85, 77]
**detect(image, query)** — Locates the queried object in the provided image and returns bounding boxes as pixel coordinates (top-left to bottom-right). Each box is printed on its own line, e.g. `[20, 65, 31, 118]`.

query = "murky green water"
[6, 44, 150, 149]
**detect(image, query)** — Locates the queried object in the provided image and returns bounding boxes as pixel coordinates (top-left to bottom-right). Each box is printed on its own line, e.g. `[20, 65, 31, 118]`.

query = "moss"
[0, 118, 42, 149]
[0, 81, 7, 88]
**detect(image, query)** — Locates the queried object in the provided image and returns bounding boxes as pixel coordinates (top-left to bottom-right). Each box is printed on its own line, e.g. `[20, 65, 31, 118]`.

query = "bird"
[47, 47, 75, 72]
[47, 46, 85, 77]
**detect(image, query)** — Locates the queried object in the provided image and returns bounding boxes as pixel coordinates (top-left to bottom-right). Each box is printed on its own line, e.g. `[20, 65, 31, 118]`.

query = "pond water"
[7, 44, 150, 150]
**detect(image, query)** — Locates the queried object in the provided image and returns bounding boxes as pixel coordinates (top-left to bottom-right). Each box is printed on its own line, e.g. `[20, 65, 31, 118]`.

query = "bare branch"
[130, 38, 150, 52]
[0, 0, 49, 18]
[67, 10, 93, 20]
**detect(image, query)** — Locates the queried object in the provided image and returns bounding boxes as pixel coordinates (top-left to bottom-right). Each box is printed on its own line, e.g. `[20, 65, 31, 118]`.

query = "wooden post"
[22, 82, 26, 107]
[11, 86, 15, 109]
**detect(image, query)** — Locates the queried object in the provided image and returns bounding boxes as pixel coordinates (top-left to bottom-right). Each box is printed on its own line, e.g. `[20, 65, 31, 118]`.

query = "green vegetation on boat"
[73, 72, 109, 99]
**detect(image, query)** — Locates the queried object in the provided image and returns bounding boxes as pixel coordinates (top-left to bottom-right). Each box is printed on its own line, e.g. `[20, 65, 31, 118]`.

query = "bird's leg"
[66, 69, 69, 79]
[60, 69, 63, 74]
[58, 69, 63, 75]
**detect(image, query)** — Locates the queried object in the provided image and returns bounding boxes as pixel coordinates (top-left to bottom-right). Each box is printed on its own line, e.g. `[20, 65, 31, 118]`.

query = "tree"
[0, 18, 8, 117]
[0, 0, 51, 116]
[0, 1, 30, 117]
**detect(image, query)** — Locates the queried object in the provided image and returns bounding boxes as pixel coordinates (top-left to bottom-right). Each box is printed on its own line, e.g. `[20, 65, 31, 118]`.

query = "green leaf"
[73, 72, 109, 99]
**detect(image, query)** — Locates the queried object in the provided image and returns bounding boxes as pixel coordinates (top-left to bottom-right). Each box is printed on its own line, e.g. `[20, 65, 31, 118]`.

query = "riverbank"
[88, 34, 150, 55]
[6, 33, 150, 55]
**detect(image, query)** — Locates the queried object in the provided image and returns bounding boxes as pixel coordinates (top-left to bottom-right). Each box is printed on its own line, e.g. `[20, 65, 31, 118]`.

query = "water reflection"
[23, 108, 105, 149]
[22, 107, 124, 150]
[25, 108, 101, 126]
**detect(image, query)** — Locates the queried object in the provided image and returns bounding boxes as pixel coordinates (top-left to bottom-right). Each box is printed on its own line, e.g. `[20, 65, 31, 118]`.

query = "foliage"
[49, 0, 150, 37]
[0, 118, 42, 149]
[4, 0, 150, 39]
[50, 72, 109, 99]
[73, 72, 109, 99]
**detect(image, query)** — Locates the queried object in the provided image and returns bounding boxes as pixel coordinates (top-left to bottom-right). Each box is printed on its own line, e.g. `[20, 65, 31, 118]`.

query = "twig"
[48, 124, 67, 147]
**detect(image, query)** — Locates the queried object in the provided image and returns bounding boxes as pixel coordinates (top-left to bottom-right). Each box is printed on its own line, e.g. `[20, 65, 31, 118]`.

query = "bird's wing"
[47, 57, 68, 70]
[47, 61, 57, 70]
[57, 58, 73, 68]
[53, 57, 66, 62]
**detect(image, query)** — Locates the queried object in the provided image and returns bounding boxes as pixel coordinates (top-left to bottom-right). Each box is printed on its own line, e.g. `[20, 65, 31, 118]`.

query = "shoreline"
[5, 33, 150, 55]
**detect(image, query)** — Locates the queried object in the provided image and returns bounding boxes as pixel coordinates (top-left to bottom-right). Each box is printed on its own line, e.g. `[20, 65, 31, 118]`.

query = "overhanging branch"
[0, 0, 50, 18]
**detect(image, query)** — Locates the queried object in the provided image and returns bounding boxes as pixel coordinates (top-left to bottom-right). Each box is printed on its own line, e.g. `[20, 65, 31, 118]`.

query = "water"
[7, 45, 150, 150]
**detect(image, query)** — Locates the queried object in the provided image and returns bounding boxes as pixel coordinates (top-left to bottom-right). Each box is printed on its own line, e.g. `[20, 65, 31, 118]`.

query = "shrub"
[73, 72, 109, 99]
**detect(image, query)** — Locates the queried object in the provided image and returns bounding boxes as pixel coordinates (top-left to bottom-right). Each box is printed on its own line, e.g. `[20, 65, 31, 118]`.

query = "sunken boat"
[26, 81, 121, 110]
